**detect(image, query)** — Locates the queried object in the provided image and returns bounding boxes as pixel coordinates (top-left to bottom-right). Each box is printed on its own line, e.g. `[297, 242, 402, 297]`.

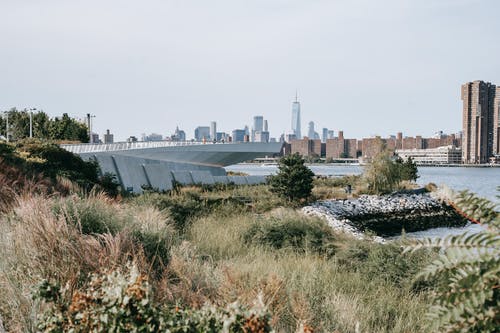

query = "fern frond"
[454, 190, 499, 228]
[405, 231, 499, 254]
[407, 188, 500, 333]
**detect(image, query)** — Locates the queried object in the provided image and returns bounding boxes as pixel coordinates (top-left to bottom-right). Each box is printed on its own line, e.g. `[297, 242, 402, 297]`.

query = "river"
[225, 164, 499, 238]
[226, 164, 499, 201]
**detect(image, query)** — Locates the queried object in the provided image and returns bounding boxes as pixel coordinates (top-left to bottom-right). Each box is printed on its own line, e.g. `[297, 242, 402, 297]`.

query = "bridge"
[62, 141, 283, 193]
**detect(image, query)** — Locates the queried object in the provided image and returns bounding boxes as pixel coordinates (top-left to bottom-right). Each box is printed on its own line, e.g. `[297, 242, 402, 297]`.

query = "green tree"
[7, 108, 30, 140]
[363, 149, 401, 194]
[48, 113, 89, 142]
[406, 190, 499, 332]
[269, 153, 315, 202]
[0, 112, 6, 139]
[33, 111, 51, 139]
[396, 156, 419, 182]
[0, 109, 88, 142]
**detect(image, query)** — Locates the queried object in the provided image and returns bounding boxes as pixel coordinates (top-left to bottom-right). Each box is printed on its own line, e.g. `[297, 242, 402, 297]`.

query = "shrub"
[268, 153, 314, 203]
[17, 140, 99, 188]
[243, 215, 336, 257]
[363, 150, 401, 194]
[36, 264, 274, 332]
[52, 194, 124, 235]
[397, 156, 419, 182]
[97, 172, 122, 197]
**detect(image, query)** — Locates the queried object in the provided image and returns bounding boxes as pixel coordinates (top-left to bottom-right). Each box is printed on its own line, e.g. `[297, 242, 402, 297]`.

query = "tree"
[363, 149, 401, 194]
[0, 109, 89, 142]
[406, 190, 499, 332]
[396, 156, 419, 182]
[269, 153, 315, 202]
[48, 113, 89, 142]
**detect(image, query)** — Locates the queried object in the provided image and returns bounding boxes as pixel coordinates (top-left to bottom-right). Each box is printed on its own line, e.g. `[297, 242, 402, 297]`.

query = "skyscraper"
[232, 129, 246, 142]
[253, 116, 264, 132]
[210, 121, 217, 141]
[494, 86, 500, 156]
[194, 126, 210, 141]
[322, 128, 328, 143]
[291, 93, 301, 139]
[308, 121, 315, 139]
[462, 81, 500, 163]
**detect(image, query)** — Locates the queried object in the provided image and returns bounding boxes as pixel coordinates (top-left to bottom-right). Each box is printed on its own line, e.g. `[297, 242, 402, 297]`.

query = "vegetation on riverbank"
[0, 184, 437, 332]
[1, 144, 497, 332]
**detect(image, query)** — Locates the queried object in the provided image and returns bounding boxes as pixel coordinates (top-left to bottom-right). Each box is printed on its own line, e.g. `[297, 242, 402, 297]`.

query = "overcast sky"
[1, 0, 499, 141]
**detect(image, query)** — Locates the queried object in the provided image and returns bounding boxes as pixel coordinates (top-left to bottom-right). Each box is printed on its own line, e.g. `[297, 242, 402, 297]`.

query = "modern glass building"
[253, 116, 264, 132]
[292, 94, 301, 139]
[194, 126, 210, 141]
[232, 129, 246, 142]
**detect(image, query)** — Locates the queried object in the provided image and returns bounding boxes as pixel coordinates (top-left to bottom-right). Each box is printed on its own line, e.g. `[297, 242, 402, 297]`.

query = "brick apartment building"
[462, 80, 500, 164]
[287, 131, 461, 161]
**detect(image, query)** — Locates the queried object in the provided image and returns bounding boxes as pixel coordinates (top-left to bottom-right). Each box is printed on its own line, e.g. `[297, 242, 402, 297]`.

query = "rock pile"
[302, 193, 469, 240]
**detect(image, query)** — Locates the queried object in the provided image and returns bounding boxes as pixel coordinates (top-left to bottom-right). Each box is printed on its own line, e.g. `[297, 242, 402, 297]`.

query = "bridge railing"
[60, 140, 222, 154]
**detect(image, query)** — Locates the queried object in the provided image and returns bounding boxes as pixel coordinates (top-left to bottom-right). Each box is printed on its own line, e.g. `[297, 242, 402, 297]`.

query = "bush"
[397, 156, 419, 182]
[51, 194, 175, 275]
[268, 153, 314, 203]
[37, 264, 274, 332]
[19, 141, 99, 188]
[97, 172, 122, 197]
[363, 151, 419, 195]
[243, 215, 336, 257]
[363, 151, 401, 194]
[52, 194, 124, 235]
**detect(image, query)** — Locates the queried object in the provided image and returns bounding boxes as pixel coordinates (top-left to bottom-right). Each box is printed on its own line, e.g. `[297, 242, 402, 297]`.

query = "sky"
[1, 0, 499, 141]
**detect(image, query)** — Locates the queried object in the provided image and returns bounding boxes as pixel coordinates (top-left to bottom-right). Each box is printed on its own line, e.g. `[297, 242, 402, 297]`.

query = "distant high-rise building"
[104, 129, 114, 144]
[462, 80, 500, 163]
[143, 133, 163, 142]
[194, 126, 210, 141]
[327, 130, 335, 139]
[264, 120, 268, 132]
[322, 128, 328, 143]
[307, 121, 315, 139]
[291, 93, 301, 139]
[171, 126, 186, 141]
[216, 132, 228, 142]
[210, 121, 217, 141]
[253, 116, 264, 132]
[254, 131, 270, 143]
[232, 129, 246, 142]
[285, 133, 297, 142]
[91, 133, 101, 144]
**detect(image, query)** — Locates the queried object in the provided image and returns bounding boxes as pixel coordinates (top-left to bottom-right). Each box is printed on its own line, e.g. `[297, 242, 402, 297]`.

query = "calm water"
[226, 164, 499, 238]
[226, 164, 499, 201]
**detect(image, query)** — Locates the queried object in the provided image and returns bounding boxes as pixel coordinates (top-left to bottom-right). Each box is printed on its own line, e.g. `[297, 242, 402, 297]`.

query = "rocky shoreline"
[302, 192, 469, 242]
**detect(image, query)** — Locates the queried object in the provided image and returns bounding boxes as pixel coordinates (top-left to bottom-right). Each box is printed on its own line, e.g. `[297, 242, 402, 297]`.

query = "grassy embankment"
[0, 141, 438, 332]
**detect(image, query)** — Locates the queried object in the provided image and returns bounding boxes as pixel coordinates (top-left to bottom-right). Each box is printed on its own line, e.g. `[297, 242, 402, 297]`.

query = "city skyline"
[1, 0, 499, 141]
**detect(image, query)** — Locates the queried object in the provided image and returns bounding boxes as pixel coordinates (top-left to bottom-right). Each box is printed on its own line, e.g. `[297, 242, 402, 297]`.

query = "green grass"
[184, 205, 434, 332]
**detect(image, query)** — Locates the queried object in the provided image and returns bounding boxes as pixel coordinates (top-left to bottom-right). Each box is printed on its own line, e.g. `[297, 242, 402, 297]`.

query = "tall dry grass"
[0, 192, 175, 332]
[0, 180, 436, 332]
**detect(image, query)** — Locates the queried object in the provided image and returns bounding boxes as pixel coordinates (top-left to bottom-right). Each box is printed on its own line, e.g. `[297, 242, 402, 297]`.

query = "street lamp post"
[29, 108, 36, 138]
[87, 113, 96, 143]
[4, 111, 9, 142]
